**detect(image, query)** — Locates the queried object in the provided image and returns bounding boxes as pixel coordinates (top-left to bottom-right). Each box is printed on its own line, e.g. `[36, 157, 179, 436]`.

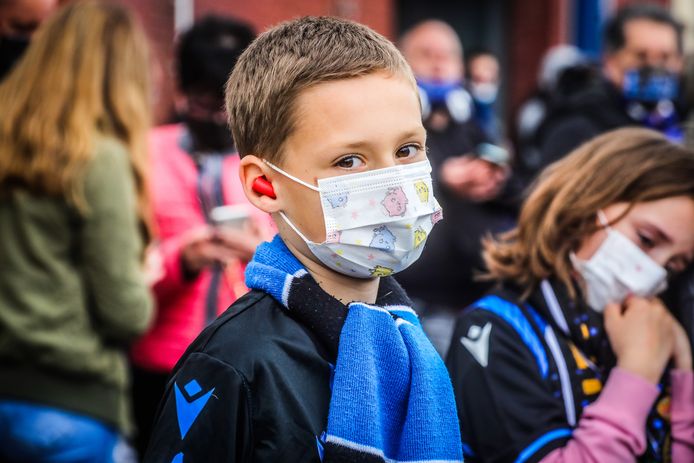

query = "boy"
[144, 16, 462, 463]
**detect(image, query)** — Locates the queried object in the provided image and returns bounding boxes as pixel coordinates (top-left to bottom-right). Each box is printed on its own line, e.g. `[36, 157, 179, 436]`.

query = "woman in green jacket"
[0, 2, 154, 461]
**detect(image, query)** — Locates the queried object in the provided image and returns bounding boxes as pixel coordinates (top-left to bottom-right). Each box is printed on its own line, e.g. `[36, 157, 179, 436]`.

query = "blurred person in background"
[683, 53, 694, 147]
[515, 45, 597, 185]
[0, 0, 59, 80]
[670, 58, 694, 371]
[0, 1, 154, 461]
[538, 4, 685, 165]
[466, 48, 504, 143]
[397, 19, 515, 356]
[128, 15, 271, 454]
[448, 128, 694, 462]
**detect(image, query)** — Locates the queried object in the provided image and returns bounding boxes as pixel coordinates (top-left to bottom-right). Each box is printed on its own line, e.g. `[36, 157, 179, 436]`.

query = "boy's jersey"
[143, 290, 331, 462]
[446, 287, 672, 463]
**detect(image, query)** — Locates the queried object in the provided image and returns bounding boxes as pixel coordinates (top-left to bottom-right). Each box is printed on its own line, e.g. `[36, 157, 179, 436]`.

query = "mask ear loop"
[264, 160, 321, 192]
[277, 211, 315, 245]
[571, 210, 612, 267]
[262, 160, 321, 245]
[597, 210, 611, 229]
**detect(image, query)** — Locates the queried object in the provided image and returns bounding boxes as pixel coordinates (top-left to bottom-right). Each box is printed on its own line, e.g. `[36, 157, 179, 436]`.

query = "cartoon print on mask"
[414, 180, 429, 203]
[381, 186, 408, 217]
[370, 265, 394, 277]
[431, 209, 443, 225]
[326, 230, 342, 244]
[370, 225, 397, 253]
[414, 227, 427, 248]
[325, 191, 349, 208]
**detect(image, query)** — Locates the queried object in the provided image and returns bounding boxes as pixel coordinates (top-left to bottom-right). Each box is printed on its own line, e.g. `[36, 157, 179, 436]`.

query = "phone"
[210, 205, 251, 229]
[474, 142, 510, 167]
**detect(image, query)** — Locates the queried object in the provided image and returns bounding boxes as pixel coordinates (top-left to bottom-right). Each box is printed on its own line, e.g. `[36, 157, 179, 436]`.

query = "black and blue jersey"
[143, 290, 331, 462]
[446, 280, 671, 463]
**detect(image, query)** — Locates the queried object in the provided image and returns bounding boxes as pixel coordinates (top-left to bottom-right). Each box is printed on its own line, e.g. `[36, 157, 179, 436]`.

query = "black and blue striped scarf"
[245, 235, 463, 463]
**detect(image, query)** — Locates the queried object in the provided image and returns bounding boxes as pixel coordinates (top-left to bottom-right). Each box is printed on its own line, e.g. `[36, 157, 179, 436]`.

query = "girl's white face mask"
[266, 160, 443, 278]
[571, 210, 668, 313]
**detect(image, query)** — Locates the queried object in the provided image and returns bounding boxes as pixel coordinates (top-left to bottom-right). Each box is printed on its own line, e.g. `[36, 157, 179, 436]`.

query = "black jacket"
[446, 282, 671, 463]
[446, 285, 588, 462]
[144, 290, 332, 462]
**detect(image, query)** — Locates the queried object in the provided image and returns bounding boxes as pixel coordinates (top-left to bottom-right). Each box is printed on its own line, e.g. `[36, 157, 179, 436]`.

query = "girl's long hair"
[0, 1, 153, 239]
[483, 127, 694, 299]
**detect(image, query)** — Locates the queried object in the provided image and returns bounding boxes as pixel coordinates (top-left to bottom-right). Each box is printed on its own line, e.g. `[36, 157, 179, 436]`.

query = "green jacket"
[0, 137, 153, 435]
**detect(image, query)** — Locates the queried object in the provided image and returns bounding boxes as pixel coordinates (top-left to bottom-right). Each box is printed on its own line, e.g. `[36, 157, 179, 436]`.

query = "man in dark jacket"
[396, 20, 515, 356]
[538, 4, 685, 170]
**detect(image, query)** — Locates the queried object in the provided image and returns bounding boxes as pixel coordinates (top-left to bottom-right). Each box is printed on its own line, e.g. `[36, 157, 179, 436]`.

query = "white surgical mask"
[470, 82, 499, 105]
[571, 210, 667, 313]
[266, 160, 443, 278]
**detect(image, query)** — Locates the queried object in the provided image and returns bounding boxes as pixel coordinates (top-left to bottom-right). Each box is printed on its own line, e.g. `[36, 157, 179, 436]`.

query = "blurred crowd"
[1, 0, 694, 461]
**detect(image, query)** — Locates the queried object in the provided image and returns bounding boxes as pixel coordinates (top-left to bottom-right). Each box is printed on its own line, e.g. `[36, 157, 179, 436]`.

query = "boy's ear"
[239, 155, 282, 214]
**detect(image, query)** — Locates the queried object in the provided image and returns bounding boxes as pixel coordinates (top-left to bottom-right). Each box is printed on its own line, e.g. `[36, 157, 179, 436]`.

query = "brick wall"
[507, 0, 569, 123]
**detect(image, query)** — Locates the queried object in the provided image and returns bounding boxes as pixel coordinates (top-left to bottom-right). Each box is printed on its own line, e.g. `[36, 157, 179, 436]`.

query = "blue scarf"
[245, 236, 463, 462]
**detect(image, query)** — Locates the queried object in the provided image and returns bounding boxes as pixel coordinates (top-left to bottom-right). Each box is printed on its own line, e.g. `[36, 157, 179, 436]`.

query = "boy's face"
[270, 71, 427, 264]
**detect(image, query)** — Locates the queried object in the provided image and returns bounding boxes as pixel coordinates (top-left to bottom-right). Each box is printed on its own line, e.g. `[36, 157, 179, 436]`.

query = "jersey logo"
[461, 323, 492, 367]
[174, 379, 216, 439]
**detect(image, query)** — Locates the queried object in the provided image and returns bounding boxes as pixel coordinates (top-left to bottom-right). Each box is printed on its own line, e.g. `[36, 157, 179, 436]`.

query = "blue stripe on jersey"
[515, 428, 573, 463]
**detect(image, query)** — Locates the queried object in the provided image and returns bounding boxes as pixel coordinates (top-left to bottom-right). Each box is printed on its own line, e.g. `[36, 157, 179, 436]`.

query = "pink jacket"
[131, 124, 262, 372]
[541, 368, 694, 463]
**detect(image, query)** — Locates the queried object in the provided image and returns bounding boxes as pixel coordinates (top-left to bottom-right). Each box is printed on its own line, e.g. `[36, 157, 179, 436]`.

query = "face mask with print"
[266, 160, 443, 278]
[571, 210, 668, 313]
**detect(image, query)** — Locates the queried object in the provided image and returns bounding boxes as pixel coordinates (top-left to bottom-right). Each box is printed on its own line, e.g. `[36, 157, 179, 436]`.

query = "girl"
[0, 2, 153, 460]
[448, 127, 694, 462]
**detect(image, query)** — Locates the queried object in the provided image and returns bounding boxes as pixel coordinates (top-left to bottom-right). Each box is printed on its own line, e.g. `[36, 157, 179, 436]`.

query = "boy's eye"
[396, 144, 423, 159]
[335, 155, 364, 169]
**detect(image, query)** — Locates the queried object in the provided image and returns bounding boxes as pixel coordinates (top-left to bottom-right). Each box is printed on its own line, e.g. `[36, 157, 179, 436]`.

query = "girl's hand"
[605, 296, 675, 384]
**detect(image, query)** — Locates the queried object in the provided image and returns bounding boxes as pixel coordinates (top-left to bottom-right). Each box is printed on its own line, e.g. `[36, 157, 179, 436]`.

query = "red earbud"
[252, 176, 276, 199]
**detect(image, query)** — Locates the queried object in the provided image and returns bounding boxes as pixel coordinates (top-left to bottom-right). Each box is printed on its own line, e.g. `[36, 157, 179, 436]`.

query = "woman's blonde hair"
[484, 127, 694, 299]
[0, 1, 153, 238]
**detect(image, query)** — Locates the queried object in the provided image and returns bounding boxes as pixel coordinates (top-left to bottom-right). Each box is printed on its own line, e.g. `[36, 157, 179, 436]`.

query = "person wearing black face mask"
[0, 34, 29, 78]
[0, 0, 58, 80]
[180, 91, 236, 153]
[535, 4, 686, 176]
[129, 15, 274, 455]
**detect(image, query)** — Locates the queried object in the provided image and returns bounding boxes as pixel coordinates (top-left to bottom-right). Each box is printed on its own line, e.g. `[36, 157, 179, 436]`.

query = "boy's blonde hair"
[483, 127, 694, 299]
[225, 16, 416, 163]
